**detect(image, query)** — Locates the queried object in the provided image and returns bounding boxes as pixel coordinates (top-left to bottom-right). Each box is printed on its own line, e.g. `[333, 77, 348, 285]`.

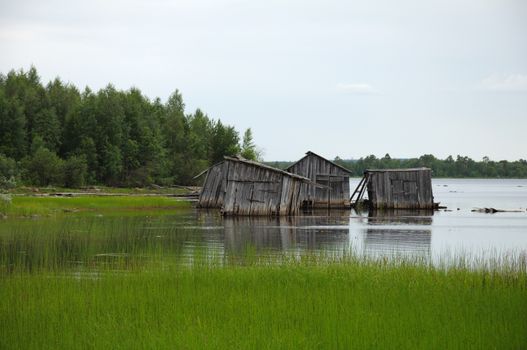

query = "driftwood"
[471, 207, 524, 213]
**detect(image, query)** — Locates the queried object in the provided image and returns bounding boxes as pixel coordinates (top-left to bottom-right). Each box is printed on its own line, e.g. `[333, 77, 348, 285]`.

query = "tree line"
[0, 67, 260, 188]
[267, 153, 527, 178]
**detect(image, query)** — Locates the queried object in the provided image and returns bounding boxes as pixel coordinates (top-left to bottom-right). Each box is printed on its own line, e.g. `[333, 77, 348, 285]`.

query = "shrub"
[21, 148, 64, 186]
[63, 155, 88, 188]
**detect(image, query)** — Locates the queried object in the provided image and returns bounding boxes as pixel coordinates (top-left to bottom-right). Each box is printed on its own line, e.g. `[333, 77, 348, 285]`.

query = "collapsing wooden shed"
[194, 161, 228, 209]
[286, 151, 352, 208]
[351, 168, 434, 209]
[196, 156, 315, 216]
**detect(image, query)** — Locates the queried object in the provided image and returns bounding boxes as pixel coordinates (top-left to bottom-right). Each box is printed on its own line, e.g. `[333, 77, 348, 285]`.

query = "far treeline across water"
[268, 154, 527, 179]
[0, 67, 260, 189]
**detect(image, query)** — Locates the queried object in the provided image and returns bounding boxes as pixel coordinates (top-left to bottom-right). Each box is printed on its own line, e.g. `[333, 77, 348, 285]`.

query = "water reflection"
[355, 209, 433, 260]
[367, 209, 433, 225]
[208, 209, 434, 260]
[222, 211, 352, 255]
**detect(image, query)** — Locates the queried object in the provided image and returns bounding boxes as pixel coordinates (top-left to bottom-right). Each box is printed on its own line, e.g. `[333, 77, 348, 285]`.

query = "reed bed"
[1, 248, 526, 349]
[0, 202, 526, 349]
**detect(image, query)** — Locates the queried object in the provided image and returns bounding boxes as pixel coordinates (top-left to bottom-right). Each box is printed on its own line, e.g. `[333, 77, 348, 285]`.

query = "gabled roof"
[286, 151, 353, 175]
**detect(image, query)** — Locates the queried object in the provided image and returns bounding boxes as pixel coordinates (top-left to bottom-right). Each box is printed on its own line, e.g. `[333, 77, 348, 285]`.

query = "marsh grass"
[9, 186, 191, 195]
[1, 255, 526, 349]
[4, 196, 191, 217]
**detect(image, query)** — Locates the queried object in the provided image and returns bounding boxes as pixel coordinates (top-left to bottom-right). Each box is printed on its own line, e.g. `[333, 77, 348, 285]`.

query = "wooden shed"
[195, 161, 228, 209]
[286, 151, 352, 208]
[353, 168, 434, 209]
[196, 156, 315, 216]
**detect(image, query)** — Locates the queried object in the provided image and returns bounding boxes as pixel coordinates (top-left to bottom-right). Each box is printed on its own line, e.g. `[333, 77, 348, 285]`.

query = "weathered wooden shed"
[355, 168, 434, 209]
[195, 161, 228, 209]
[286, 151, 352, 208]
[196, 156, 315, 216]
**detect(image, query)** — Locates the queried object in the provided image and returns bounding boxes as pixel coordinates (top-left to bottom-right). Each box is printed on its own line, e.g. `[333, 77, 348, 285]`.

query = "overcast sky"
[1, 0, 526, 161]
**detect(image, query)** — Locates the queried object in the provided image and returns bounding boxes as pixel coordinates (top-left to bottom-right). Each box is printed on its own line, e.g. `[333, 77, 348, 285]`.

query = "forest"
[0, 67, 259, 188]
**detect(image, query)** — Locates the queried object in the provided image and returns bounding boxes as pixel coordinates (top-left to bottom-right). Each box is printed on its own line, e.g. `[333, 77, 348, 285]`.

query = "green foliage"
[0, 67, 251, 187]
[335, 154, 527, 178]
[21, 147, 64, 186]
[63, 155, 88, 188]
[209, 120, 240, 164]
[0, 153, 17, 190]
[0, 154, 18, 180]
[0, 89, 26, 159]
[240, 128, 262, 161]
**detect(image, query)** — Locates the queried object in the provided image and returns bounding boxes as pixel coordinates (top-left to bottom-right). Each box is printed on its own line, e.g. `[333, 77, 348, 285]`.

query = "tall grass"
[1, 257, 526, 349]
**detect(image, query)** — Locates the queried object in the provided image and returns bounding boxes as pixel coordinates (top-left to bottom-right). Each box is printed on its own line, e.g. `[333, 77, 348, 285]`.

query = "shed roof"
[193, 156, 320, 185]
[286, 151, 353, 175]
[192, 161, 225, 179]
[224, 156, 314, 182]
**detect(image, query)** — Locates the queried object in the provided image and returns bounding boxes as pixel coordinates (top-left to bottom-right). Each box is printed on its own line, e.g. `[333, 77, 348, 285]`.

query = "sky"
[1, 0, 526, 161]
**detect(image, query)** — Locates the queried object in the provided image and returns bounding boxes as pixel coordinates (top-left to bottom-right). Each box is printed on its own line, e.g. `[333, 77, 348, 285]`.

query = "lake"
[128, 178, 527, 265]
[1, 179, 526, 271]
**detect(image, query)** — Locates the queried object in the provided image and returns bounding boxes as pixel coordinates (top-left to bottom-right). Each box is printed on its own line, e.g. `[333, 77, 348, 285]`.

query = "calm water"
[2, 179, 527, 271]
[186, 178, 527, 263]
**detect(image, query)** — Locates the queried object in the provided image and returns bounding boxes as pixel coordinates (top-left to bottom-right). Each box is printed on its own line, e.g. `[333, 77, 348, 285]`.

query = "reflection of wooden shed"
[286, 151, 352, 208]
[196, 156, 314, 216]
[353, 168, 434, 209]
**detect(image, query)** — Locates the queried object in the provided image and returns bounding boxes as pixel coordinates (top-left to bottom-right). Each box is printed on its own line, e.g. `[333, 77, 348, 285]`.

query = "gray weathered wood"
[196, 156, 314, 216]
[286, 151, 352, 208]
[365, 168, 434, 209]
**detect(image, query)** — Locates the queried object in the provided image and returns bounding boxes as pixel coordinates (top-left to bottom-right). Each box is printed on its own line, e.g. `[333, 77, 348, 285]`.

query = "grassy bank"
[7, 185, 194, 196]
[1, 195, 192, 217]
[1, 257, 526, 349]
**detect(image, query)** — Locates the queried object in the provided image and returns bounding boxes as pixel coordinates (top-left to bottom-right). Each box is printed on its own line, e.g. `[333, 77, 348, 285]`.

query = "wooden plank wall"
[221, 160, 307, 216]
[366, 170, 434, 209]
[288, 154, 350, 208]
[197, 162, 228, 208]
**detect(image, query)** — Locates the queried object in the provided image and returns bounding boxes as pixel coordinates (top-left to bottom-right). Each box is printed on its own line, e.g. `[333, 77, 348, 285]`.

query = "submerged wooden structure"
[351, 168, 434, 209]
[195, 156, 315, 216]
[286, 151, 352, 208]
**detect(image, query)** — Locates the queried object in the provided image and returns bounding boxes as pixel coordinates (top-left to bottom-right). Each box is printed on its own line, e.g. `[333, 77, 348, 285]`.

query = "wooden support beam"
[356, 174, 369, 202]
[350, 175, 366, 202]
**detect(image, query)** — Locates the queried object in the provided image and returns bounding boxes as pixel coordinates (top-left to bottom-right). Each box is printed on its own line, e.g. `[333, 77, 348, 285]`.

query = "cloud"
[336, 83, 379, 95]
[480, 74, 527, 92]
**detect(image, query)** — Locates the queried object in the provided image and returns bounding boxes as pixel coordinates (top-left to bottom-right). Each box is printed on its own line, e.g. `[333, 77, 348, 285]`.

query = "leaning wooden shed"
[355, 168, 434, 209]
[196, 156, 316, 216]
[195, 161, 228, 208]
[286, 151, 352, 208]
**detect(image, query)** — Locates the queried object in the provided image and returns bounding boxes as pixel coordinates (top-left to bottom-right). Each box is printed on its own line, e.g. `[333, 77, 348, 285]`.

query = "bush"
[63, 155, 88, 188]
[0, 176, 16, 190]
[21, 148, 64, 186]
[0, 153, 18, 179]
